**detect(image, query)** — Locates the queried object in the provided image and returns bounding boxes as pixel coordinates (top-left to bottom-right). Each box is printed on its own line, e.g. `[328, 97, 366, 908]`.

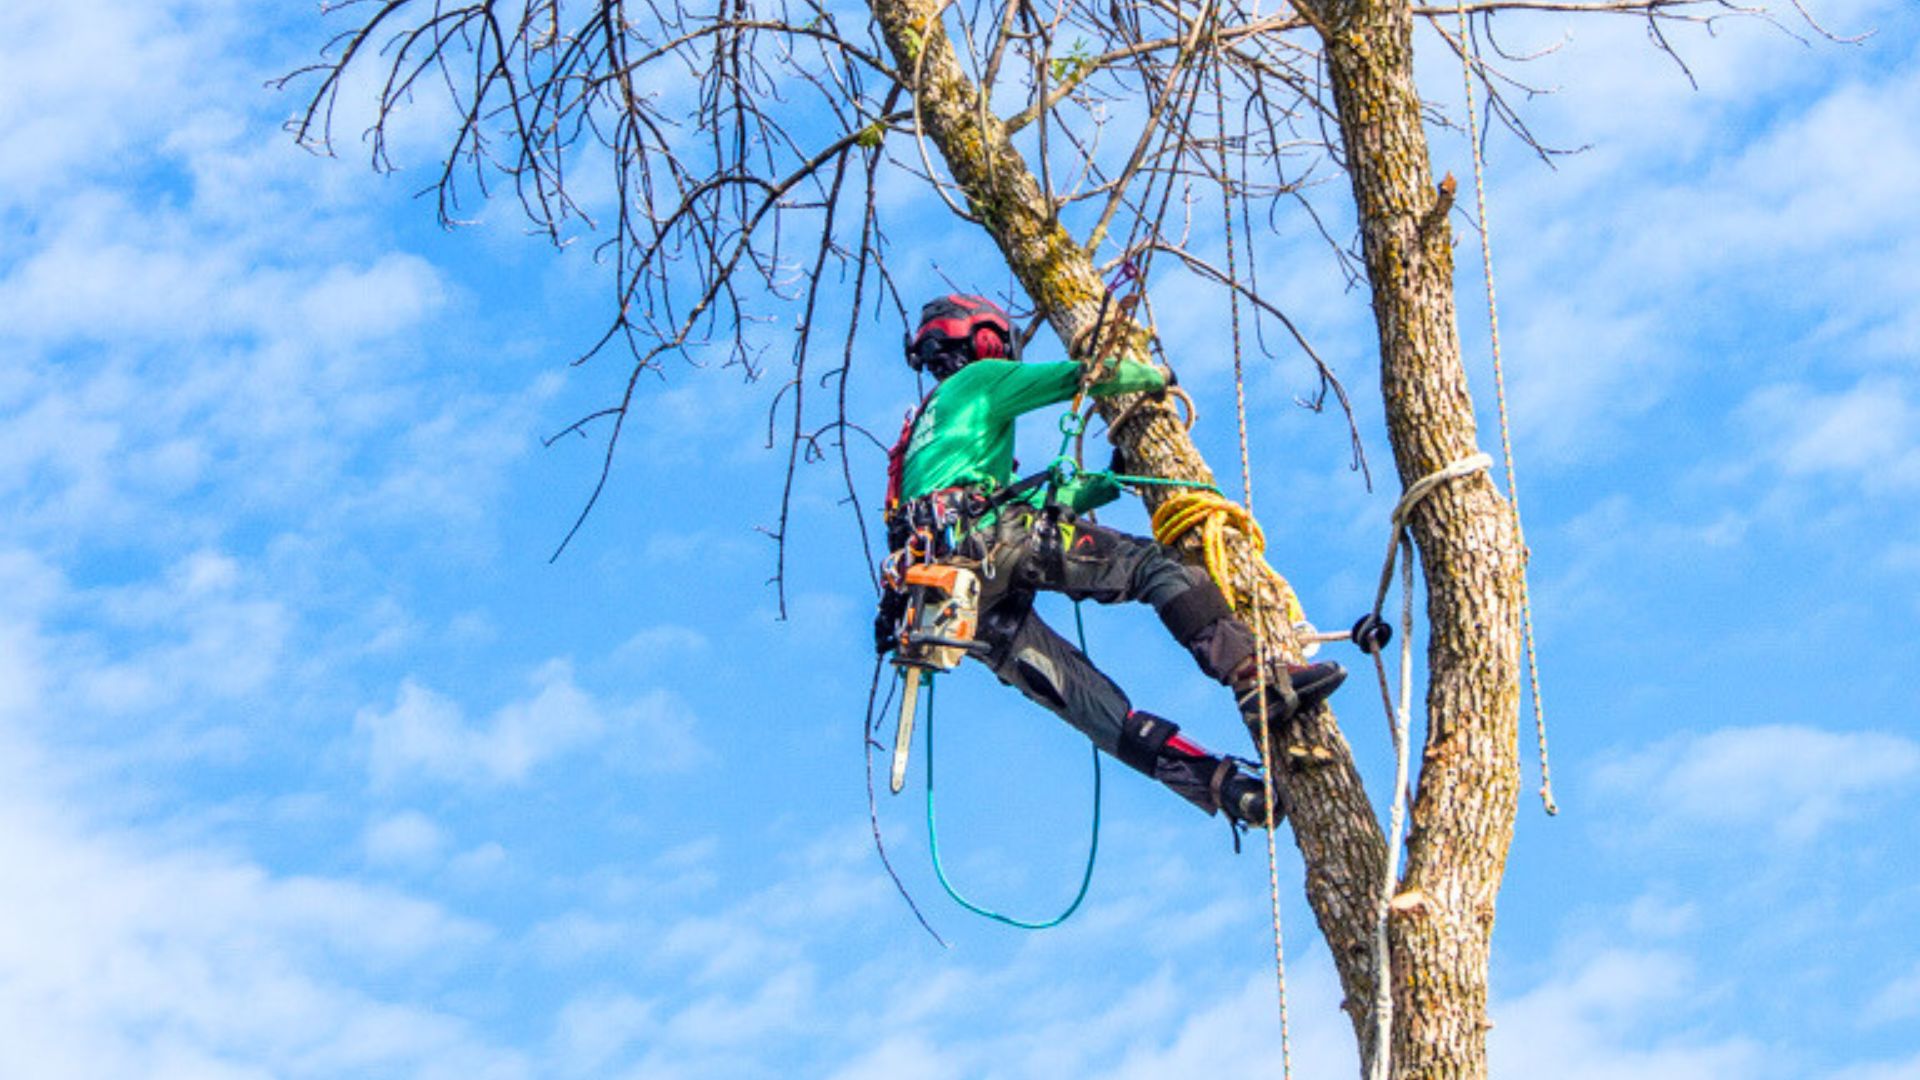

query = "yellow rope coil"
[1150, 491, 1307, 627]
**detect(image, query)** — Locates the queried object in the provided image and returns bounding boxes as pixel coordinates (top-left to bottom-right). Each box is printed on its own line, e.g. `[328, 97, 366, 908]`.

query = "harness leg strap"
[1208, 758, 1241, 816]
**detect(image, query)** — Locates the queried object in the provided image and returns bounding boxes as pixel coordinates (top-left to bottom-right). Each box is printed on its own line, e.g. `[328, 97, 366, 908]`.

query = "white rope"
[1456, 0, 1558, 817]
[1364, 452, 1492, 1080]
[1201, 31, 1296, 1076]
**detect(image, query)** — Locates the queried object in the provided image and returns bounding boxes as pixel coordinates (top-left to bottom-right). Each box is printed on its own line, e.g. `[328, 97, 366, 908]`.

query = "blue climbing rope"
[919, 603, 1102, 930]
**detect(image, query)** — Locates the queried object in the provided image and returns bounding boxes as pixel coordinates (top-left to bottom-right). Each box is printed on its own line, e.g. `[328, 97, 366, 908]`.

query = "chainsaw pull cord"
[920, 602, 1103, 930]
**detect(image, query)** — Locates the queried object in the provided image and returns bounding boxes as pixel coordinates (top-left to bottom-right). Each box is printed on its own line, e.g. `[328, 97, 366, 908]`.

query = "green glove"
[1056, 471, 1121, 513]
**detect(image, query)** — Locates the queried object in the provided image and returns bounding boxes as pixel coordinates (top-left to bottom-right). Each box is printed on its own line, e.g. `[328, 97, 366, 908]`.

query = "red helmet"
[907, 294, 1015, 378]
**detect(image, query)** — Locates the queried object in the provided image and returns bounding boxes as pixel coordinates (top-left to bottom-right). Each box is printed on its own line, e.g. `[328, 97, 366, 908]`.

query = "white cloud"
[358, 662, 608, 787]
[551, 991, 657, 1076]
[93, 551, 289, 704]
[450, 841, 510, 881]
[1491, 949, 1763, 1079]
[0, 730, 515, 1078]
[1624, 895, 1700, 939]
[1, 549, 296, 736]
[1865, 963, 1920, 1026]
[1831, 1054, 1920, 1080]
[0, 1, 232, 204]
[364, 810, 448, 867]
[826, 1034, 967, 1080]
[526, 912, 647, 966]
[1598, 724, 1920, 842]
[354, 391, 537, 529]
[1102, 969, 1350, 1080]
[612, 625, 711, 668]
[1742, 378, 1920, 493]
[0, 194, 442, 349]
[0, 602, 530, 1078]
[1441, 13, 1920, 459]
[357, 661, 709, 788]
[0, 0, 571, 566]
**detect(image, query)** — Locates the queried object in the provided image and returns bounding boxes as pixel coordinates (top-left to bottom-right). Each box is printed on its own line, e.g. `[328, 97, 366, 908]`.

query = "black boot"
[1234, 659, 1347, 731]
[1210, 758, 1281, 827]
[1288, 660, 1347, 710]
[1128, 713, 1276, 825]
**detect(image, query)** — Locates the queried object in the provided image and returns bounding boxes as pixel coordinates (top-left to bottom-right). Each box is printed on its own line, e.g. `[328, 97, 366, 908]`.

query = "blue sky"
[2, 1, 1917, 1077]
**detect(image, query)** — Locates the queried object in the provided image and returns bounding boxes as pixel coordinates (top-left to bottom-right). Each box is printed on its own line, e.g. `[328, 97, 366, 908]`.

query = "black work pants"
[957, 507, 1258, 795]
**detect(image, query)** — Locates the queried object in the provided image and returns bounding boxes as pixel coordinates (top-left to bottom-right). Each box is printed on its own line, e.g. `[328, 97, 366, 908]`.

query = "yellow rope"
[1150, 491, 1306, 626]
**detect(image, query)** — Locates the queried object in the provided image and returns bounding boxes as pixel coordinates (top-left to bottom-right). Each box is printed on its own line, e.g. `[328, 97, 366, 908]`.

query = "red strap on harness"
[884, 394, 933, 512]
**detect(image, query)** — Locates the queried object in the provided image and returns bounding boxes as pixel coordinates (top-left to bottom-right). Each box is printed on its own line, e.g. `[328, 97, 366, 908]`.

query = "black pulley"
[1351, 612, 1392, 654]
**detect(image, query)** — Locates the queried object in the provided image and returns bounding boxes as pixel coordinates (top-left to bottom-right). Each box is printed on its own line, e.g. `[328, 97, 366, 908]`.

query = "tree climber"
[876, 293, 1346, 831]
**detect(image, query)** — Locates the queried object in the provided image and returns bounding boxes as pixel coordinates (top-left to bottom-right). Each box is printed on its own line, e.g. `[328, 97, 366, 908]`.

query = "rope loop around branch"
[1150, 490, 1307, 627]
[1364, 450, 1490, 1080]
[1373, 452, 1493, 618]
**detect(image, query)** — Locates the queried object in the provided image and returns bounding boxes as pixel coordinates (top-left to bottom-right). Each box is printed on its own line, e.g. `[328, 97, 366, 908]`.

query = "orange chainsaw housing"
[897, 563, 982, 671]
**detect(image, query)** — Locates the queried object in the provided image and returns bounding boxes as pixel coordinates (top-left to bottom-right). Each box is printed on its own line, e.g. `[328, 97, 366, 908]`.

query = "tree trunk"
[1304, 0, 1528, 1075]
[869, 0, 1524, 1075]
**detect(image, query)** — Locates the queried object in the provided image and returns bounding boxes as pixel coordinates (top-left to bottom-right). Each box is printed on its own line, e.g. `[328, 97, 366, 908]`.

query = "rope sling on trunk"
[1352, 7, 1562, 1076]
[1362, 452, 1491, 1080]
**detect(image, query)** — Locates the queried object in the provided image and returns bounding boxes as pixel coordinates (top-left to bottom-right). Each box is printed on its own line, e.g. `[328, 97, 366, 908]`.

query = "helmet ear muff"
[972, 324, 1008, 360]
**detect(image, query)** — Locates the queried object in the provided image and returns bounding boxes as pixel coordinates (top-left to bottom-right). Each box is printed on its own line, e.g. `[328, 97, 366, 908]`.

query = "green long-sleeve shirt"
[899, 357, 1166, 510]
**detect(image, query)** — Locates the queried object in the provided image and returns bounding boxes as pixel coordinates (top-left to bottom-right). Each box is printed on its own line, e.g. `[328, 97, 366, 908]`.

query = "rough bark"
[1302, 0, 1528, 1075]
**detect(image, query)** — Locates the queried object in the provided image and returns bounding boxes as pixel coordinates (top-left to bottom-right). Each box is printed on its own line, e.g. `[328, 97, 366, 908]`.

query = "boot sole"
[1292, 664, 1347, 710]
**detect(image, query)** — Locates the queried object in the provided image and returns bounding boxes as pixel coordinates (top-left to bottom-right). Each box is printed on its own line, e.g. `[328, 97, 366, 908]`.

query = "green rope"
[1107, 472, 1224, 494]
[921, 605, 1102, 930]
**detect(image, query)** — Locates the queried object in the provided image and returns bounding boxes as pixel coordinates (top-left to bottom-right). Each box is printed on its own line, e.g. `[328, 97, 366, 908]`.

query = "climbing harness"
[876, 413, 1106, 924]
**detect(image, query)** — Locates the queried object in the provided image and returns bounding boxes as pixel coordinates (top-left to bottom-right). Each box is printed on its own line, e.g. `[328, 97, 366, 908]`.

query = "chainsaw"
[887, 562, 985, 794]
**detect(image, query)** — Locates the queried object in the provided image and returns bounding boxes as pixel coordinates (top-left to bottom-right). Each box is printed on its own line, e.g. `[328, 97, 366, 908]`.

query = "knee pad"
[1157, 580, 1233, 646]
[1117, 711, 1180, 775]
